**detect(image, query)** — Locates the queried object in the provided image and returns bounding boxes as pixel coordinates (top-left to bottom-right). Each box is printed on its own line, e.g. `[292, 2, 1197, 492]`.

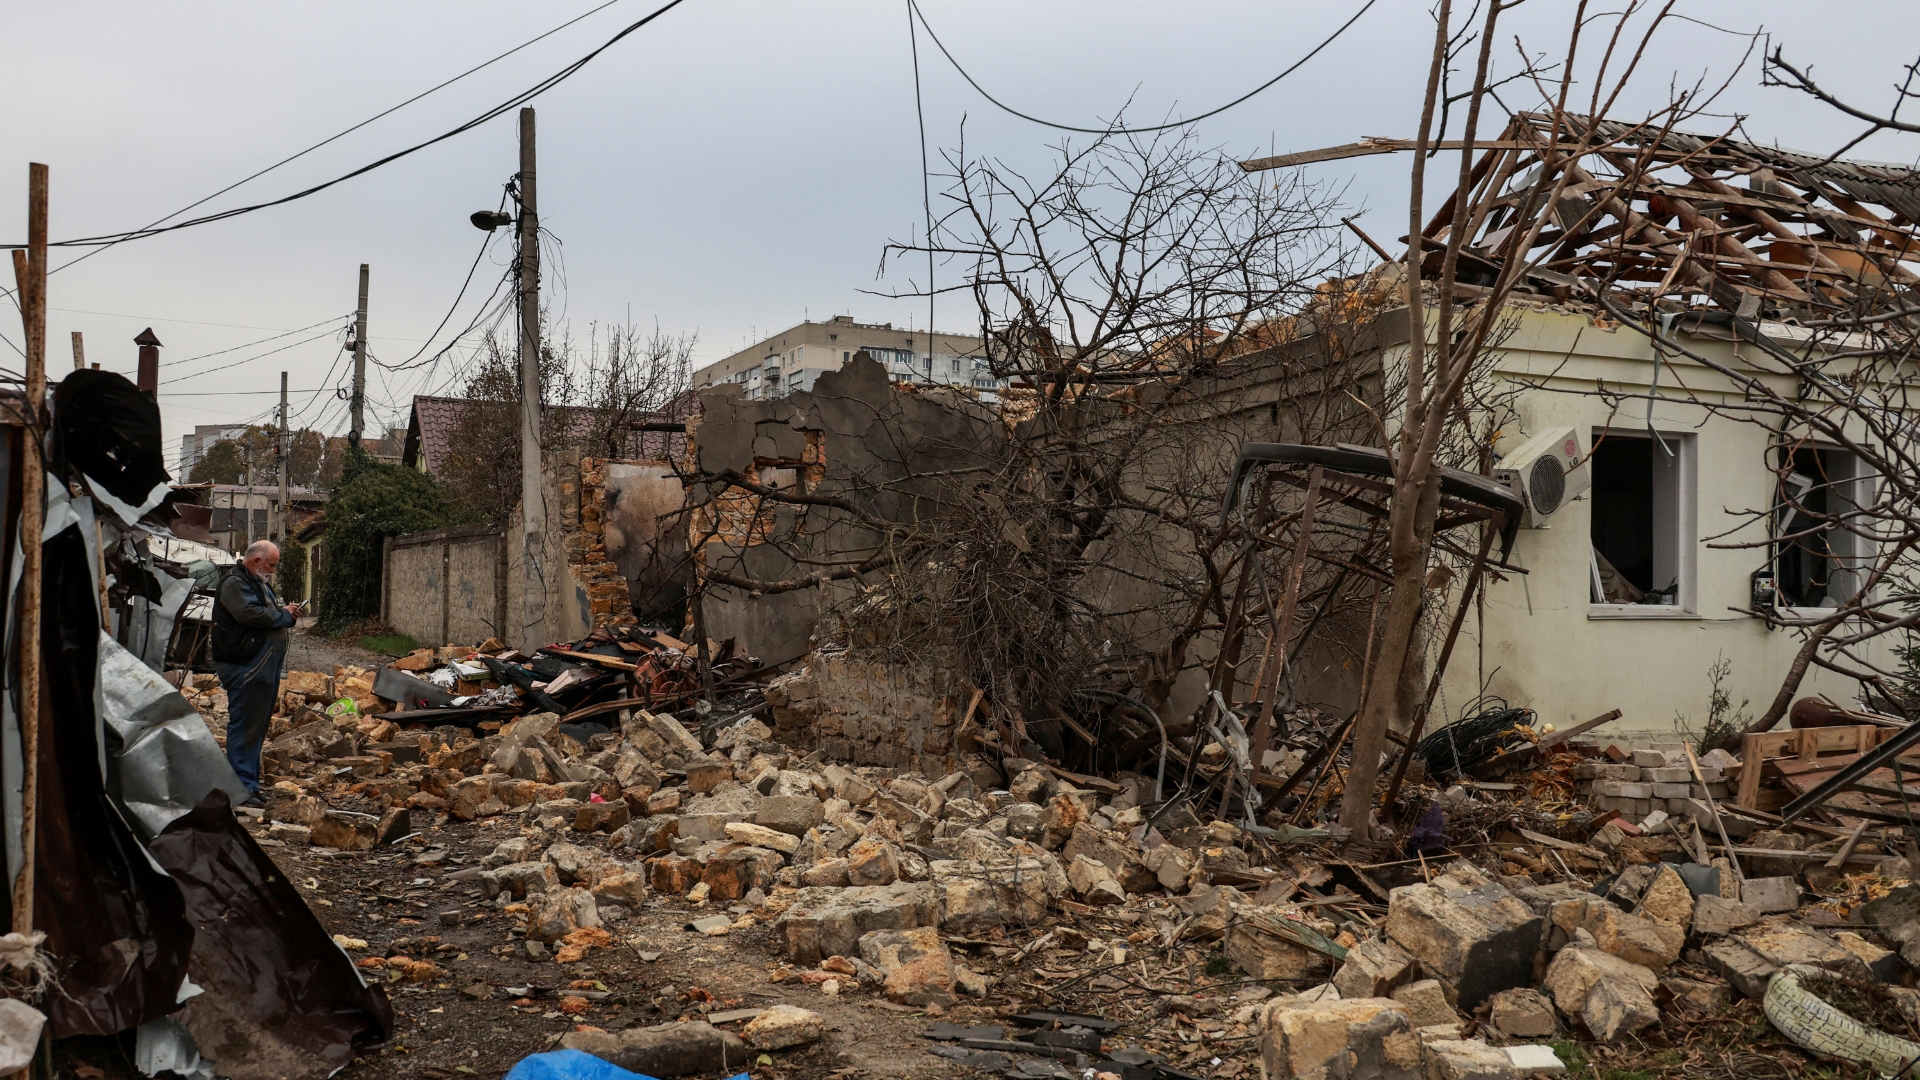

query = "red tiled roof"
[406, 392, 698, 478]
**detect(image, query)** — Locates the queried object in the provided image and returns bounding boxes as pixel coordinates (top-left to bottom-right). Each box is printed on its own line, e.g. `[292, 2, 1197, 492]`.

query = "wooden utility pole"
[348, 263, 369, 447]
[517, 107, 546, 649]
[276, 371, 289, 544]
[69, 331, 83, 371]
[10, 163, 48, 939]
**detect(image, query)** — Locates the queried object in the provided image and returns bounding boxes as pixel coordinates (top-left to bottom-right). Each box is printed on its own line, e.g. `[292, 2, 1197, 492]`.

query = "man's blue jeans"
[217, 637, 288, 795]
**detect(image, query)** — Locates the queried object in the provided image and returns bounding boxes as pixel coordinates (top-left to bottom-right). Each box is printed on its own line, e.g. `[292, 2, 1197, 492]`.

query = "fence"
[381, 523, 507, 648]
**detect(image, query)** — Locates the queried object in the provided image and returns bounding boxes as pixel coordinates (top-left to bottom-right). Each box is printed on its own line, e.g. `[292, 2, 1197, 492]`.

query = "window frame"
[1586, 428, 1699, 620]
[1773, 442, 1876, 618]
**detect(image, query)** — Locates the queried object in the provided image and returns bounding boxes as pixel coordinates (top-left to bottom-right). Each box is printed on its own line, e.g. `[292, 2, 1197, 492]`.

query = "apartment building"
[692, 315, 1003, 400]
[178, 424, 249, 473]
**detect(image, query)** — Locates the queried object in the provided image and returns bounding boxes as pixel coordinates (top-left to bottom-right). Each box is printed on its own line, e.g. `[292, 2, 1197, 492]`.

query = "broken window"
[1589, 432, 1693, 608]
[1774, 446, 1870, 609]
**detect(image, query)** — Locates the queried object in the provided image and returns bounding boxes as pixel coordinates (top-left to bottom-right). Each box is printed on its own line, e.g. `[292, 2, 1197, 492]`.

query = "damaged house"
[680, 111, 1920, 760]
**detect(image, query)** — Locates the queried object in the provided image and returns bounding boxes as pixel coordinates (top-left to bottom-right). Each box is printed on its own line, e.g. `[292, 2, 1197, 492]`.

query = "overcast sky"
[4, 1, 1916, 472]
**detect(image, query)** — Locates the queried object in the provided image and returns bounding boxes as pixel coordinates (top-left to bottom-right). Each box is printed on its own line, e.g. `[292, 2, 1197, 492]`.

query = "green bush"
[316, 449, 464, 633]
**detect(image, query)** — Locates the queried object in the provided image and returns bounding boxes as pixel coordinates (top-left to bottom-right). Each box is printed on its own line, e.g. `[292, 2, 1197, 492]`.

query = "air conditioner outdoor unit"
[1493, 426, 1590, 527]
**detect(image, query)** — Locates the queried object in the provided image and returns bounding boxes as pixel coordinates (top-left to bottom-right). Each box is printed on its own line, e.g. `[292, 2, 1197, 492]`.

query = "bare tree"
[443, 316, 694, 520]
[686, 125, 1376, 779]
[1333, 0, 1743, 836]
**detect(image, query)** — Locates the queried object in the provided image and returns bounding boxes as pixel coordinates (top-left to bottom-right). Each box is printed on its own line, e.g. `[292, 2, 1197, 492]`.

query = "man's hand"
[287, 601, 306, 618]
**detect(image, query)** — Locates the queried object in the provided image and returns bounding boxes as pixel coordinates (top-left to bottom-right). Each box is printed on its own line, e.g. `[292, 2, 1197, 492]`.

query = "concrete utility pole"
[349, 263, 369, 447]
[517, 106, 546, 649]
[276, 371, 289, 544]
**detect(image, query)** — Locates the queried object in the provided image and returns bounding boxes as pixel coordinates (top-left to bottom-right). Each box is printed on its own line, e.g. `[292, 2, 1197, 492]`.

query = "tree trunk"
[1338, 473, 1442, 833]
[1745, 622, 1836, 734]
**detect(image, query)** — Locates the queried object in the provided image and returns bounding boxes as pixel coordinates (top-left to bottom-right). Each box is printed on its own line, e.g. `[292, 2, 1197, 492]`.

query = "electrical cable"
[162, 314, 351, 371]
[375, 193, 508, 371]
[160, 387, 335, 397]
[159, 326, 345, 386]
[907, 0, 1378, 135]
[381, 258, 518, 373]
[906, 0, 937, 385]
[35, 0, 639, 277]
[5, 0, 692, 251]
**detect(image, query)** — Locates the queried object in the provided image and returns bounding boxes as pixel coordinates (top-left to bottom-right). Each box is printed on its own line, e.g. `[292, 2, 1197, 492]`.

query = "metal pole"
[11, 163, 48, 939]
[277, 371, 289, 545]
[348, 263, 368, 448]
[517, 107, 546, 650]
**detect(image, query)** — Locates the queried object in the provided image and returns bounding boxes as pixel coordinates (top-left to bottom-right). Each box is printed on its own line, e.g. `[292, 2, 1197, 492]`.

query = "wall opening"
[1589, 432, 1690, 607]
[1776, 446, 1868, 609]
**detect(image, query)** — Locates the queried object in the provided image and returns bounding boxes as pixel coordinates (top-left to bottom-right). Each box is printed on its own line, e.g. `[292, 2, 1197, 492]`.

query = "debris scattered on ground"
[189, 621, 1920, 1080]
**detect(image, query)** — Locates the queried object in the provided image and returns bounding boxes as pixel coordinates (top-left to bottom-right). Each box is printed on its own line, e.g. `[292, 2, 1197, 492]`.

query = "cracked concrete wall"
[690, 355, 1005, 665]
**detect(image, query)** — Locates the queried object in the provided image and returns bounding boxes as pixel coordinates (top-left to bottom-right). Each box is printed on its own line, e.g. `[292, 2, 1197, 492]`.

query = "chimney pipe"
[134, 327, 162, 398]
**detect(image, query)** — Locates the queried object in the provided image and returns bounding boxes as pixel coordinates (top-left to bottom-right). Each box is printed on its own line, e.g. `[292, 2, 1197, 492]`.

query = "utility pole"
[70, 331, 83, 371]
[242, 439, 254, 552]
[348, 263, 369, 447]
[517, 107, 546, 649]
[276, 371, 289, 546]
[10, 163, 47, 941]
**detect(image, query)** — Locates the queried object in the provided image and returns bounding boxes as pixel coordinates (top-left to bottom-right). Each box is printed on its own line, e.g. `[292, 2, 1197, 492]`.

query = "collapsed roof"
[1245, 112, 1920, 322]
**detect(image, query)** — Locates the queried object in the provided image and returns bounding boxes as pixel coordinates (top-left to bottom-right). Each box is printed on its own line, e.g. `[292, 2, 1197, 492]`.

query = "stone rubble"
[188, 648, 1920, 1079]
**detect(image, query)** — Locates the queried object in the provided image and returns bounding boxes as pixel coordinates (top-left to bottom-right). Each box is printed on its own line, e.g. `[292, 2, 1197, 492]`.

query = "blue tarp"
[503, 1049, 750, 1080]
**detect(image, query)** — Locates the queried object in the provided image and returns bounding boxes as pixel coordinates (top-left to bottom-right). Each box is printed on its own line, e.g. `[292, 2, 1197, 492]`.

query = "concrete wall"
[504, 451, 594, 650]
[382, 523, 506, 648]
[690, 355, 1006, 666]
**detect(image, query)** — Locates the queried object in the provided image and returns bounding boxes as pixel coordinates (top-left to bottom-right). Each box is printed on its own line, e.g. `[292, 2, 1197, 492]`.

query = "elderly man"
[212, 540, 304, 807]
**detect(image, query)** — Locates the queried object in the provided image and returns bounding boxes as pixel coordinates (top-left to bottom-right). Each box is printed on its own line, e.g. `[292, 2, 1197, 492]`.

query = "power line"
[376, 194, 508, 371]
[907, 0, 1379, 135]
[159, 326, 344, 385]
[5, 0, 692, 251]
[161, 387, 335, 397]
[51, 307, 348, 332]
[164, 314, 350, 368]
[42, 0, 640, 276]
[906, 0, 936, 389]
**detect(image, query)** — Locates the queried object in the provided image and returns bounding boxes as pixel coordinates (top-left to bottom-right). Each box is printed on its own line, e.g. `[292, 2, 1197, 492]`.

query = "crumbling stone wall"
[763, 652, 963, 775]
[574, 457, 638, 630]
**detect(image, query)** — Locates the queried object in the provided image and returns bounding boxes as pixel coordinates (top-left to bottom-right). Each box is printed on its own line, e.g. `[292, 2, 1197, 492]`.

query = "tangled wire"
[1415, 696, 1538, 779]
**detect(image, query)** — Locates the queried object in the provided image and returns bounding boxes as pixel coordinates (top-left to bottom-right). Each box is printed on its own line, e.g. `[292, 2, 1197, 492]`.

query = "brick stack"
[1574, 745, 1729, 819]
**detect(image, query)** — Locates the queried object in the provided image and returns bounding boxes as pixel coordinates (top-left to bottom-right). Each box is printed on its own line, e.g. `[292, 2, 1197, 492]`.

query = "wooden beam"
[1240, 139, 1536, 173]
[538, 647, 640, 672]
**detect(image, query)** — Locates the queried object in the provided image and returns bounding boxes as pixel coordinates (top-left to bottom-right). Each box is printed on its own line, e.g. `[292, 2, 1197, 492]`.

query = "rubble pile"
[176, 631, 1920, 1078]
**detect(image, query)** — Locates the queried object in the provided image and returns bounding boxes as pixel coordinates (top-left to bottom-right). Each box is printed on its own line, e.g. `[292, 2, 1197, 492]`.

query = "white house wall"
[1424, 305, 1885, 740]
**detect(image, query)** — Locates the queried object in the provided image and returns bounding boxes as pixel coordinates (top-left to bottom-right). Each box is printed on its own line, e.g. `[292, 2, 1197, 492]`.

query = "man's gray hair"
[243, 540, 279, 561]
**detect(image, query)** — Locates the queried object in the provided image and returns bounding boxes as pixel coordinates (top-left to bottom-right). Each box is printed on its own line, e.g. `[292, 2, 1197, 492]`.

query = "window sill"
[1587, 605, 1699, 620]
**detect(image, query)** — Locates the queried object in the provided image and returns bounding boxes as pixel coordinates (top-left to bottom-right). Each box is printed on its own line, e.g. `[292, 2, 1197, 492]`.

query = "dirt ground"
[282, 624, 400, 677]
[50, 805, 1258, 1080]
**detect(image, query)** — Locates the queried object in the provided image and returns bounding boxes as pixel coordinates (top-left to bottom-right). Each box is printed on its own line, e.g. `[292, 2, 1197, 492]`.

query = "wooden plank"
[538, 647, 640, 672]
[1738, 732, 1764, 809]
[1517, 828, 1606, 861]
[1725, 847, 1880, 864]
[1239, 139, 1536, 172]
[1825, 822, 1871, 869]
[1686, 745, 1744, 885]
[1037, 761, 1123, 796]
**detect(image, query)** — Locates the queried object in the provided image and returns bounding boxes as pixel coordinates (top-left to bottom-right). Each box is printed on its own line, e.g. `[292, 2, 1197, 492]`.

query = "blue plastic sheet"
[503, 1048, 753, 1080]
